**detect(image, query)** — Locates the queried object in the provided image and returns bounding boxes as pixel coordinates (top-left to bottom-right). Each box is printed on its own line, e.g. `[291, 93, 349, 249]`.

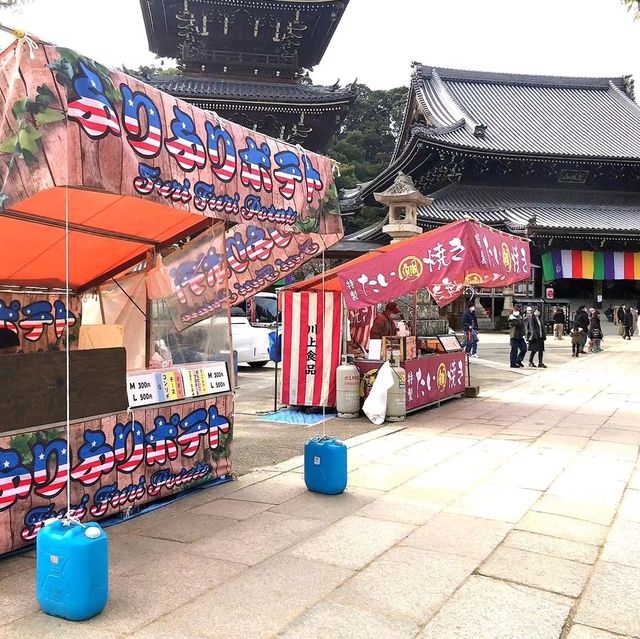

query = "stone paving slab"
[155, 554, 354, 638]
[600, 518, 640, 568]
[401, 512, 511, 561]
[516, 511, 609, 545]
[189, 497, 272, 520]
[270, 486, 382, 521]
[279, 600, 419, 639]
[331, 545, 477, 624]
[478, 545, 591, 597]
[532, 494, 617, 526]
[185, 511, 326, 565]
[445, 483, 541, 522]
[575, 561, 640, 637]
[287, 515, 414, 570]
[567, 625, 634, 639]
[419, 575, 572, 638]
[502, 530, 599, 564]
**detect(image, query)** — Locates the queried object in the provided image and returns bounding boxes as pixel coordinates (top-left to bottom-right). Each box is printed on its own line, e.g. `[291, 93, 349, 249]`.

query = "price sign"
[203, 362, 231, 395]
[126, 372, 160, 408]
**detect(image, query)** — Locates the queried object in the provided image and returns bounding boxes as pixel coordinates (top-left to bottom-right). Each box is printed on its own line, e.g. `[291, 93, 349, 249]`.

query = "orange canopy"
[0, 188, 210, 290]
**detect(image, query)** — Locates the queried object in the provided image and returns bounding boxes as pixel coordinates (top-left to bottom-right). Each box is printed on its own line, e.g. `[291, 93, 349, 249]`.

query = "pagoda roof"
[345, 184, 640, 242]
[140, 0, 350, 70]
[422, 183, 640, 236]
[396, 64, 640, 161]
[147, 75, 355, 108]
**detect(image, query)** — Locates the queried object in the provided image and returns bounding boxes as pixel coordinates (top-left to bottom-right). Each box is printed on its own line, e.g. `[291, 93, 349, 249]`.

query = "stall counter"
[355, 351, 466, 412]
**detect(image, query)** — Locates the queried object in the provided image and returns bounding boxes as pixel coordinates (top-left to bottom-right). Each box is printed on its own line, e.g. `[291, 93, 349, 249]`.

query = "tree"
[622, 0, 640, 19]
[326, 84, 408, 234]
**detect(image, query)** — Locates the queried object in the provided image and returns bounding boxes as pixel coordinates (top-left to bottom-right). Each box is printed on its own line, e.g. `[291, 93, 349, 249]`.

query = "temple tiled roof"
[148, 76, 356, 107]
[420, 184, 640, 234]
[405, 65, 640, 160]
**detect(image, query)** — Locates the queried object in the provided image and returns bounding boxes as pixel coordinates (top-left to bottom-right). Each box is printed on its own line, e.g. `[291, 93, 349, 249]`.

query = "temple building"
[340, 64, 640, 310]
[139, 0, 355, 151]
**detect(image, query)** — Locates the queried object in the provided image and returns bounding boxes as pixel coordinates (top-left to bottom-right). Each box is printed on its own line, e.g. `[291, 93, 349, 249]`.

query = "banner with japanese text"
[0, 395, 233, 557]
[0, 36, 342, 304]
[281, 291, 342, 407]
[337, 220, 530, 309]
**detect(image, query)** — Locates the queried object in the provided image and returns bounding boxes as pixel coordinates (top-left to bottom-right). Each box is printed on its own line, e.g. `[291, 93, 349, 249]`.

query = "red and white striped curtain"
[349, 306, 375, 352]
[281, 291, 343, 407]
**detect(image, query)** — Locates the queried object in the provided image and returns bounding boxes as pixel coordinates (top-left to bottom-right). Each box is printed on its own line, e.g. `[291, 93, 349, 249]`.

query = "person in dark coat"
[604, 305, 614, 323]
[588, 311, 604, 353]
[624, 307, 633, 340]
[526, 309, 547, 367]
[574, 306, 590, 353]
[508, 307, 527, 368]
[617, 305, 626, 325]
[461, 304, 479, 357]
[552, 307, 565, 340]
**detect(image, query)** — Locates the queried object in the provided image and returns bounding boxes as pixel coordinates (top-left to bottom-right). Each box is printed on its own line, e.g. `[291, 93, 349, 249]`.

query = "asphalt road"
[231, 320, 624, 475]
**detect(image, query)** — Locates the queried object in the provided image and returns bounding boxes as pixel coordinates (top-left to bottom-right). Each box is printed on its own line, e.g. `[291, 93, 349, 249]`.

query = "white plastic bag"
[362, 361, 395, 425]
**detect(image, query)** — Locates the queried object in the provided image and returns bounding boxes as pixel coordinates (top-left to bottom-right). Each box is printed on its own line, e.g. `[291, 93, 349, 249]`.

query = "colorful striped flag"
[544, 250, 640, 281]
[281, 291, 343, 407]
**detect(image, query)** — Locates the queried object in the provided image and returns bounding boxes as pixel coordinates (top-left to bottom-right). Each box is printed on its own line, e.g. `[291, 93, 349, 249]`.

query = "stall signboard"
[356, 352, 465, 412]
[337, 220, 530, 310]
[0, 37, 343, 308]
[127, 362, 231, 408]
[0, 293, 79, 353]
[0, 396, 233, 556]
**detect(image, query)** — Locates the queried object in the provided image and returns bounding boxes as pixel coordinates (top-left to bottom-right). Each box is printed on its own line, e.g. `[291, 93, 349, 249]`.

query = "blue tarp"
[259, 408, 336, 426]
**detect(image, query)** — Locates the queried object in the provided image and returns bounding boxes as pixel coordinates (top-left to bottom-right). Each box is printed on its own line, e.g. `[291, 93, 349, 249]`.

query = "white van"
[231, 292, 278, 367]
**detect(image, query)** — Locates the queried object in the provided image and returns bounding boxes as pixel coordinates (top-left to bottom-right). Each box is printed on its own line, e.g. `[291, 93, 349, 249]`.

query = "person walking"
[570, 322, 583, 357]
[508, 307, 527, 368]
[574, 306, 590, 353]
[526, 309, 547, 368]
[624, 306, 633, 340]
[553, 306, 565, 340]
[632, 307, 638, 336]
[461, 303, 479, 358]
[589, 310, 603, 353]
[617, 305, 625, 326]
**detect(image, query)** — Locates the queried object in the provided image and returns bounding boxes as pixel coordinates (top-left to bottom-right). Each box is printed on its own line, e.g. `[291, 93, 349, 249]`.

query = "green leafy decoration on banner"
[0, 84, 65, 167]
[52, 47, 120, 105]
[295, 185, 341, 234]
[10, 428, 64, 466]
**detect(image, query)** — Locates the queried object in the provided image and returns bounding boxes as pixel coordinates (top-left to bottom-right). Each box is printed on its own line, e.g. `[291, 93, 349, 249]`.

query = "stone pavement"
[3, 332, 640, 637]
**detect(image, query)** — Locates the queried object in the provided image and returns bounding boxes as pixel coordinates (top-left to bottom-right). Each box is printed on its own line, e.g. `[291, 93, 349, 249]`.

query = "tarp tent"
[287, 219, 531, 308]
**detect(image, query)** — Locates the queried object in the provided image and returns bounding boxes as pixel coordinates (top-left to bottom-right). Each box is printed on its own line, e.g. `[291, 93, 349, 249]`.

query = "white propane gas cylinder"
[336, 363, 361, 418]
[386, 363, 406, 422]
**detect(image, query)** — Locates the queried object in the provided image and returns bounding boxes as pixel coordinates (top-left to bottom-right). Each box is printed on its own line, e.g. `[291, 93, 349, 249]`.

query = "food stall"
[281, 219, 531, 412]
[0, 33, 342, 556]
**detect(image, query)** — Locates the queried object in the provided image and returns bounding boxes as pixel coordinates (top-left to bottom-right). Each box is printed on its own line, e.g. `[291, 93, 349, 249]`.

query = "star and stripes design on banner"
[543, 250, 640, 281]
[281, 291, 343, 407]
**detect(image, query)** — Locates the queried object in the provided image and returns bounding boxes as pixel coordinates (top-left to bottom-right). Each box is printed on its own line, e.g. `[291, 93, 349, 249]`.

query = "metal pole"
[274, 359, 278, 413]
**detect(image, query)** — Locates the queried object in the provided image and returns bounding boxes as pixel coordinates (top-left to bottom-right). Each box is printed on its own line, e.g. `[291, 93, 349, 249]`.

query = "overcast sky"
[0, 0, 638, 89]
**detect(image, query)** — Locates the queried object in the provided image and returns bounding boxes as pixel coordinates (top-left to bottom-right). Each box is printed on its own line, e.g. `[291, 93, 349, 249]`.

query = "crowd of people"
[459, 300, 640, 370]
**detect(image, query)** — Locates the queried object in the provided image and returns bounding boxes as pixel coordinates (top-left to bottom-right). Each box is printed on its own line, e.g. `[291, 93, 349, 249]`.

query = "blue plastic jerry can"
[36, 520, 109, 621]
[304, 437, 348, 495]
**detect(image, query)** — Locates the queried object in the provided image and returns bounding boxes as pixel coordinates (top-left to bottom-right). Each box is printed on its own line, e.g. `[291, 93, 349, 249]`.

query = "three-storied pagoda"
[139, 0, 355, 151]
[341, 64, 640, 306]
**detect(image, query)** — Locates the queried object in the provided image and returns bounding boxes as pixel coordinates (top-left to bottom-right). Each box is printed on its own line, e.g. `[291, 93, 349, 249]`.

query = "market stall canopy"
[0, 34, 342, 292]
[287, 219, 530, 308]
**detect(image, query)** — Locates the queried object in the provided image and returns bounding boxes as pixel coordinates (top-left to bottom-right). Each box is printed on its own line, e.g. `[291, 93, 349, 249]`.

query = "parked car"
[231, 292, 278, 367]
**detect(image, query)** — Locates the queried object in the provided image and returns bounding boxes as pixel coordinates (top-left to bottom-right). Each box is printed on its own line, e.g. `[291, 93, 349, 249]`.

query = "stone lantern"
[374, 172, 433, 243]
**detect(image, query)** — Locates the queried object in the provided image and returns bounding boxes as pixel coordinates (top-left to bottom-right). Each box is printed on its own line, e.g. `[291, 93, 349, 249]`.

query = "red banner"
[281, 291, 342, 407]
[337, 220, 530, 309]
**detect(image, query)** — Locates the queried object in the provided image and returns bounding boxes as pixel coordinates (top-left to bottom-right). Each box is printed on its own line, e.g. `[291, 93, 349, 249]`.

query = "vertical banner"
[281, 291, 342, 407]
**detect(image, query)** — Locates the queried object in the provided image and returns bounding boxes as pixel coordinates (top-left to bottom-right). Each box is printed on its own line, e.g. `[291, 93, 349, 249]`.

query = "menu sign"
[127, 362, 231, 408]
